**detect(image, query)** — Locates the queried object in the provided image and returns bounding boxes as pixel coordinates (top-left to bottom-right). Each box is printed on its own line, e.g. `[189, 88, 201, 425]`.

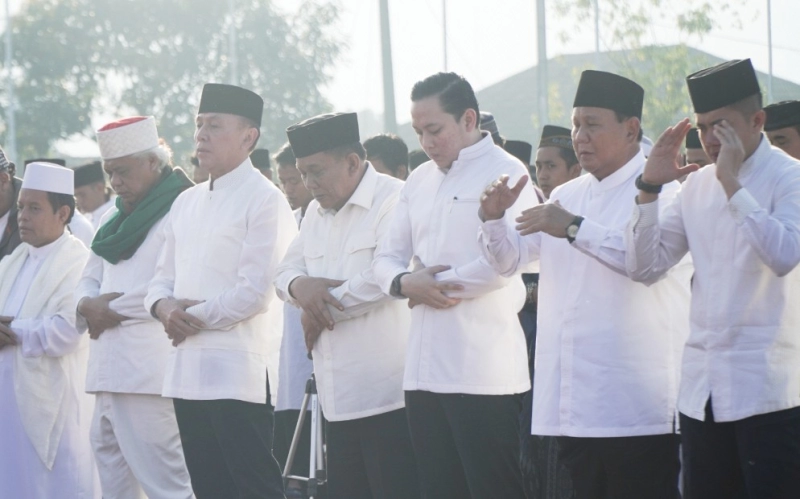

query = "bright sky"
[276, 0, 800, 127]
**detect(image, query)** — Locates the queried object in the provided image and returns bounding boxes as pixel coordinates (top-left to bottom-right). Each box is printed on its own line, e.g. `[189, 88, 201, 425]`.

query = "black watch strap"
[566, 216, 584, 244]
[390, 272, 411, 298]
[635, 174, 663, 194]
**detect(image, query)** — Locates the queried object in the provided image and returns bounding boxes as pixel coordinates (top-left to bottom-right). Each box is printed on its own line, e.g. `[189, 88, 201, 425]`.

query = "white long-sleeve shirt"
[626, 136, 800, 422]
[76, 211, 174, 395]
[145, 159, 297, 404]
[481, 151, 692, 437]
[275, 165, 409, 421]
[372, 133, 536, 395]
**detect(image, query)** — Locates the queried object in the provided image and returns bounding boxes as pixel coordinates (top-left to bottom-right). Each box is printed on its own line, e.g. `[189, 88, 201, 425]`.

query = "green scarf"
[92, 168, 193, 264]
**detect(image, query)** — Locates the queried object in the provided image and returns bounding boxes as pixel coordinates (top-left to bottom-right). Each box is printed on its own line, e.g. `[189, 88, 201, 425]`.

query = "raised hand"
[480, 174, 529, 221]
[714, 120, 746, 180]
[642, 118, 700, 186]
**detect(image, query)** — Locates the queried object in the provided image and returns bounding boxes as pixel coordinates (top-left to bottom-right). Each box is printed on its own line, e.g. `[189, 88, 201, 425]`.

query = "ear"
[346, 152, 361, 174]
[397, 165, 408, 180]
[627, 117, 641, 144]
[752, 109, 766, 131]
[462, 108, 478, 132]
[56, 204, 71, 225]
[243, 127, 259, 151]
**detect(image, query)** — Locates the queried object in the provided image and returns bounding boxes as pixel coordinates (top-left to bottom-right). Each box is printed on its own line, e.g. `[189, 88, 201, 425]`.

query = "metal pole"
[594, 0, 600, 68]
[767, 0, 773, 102]
[4, 0, 16, 165]
[228, 0, 238, 85]
[379, 0, 397, 133]
[442, 0, 448, 71]
[536, 0, 548, 125]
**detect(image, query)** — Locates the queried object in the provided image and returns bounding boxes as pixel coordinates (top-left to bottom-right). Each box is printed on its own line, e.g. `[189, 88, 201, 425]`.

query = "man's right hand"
[480, 174, 529, 221]
[154, 298, 206, 346]
[399, 265, 464, 309]
[78, 293, 131, 339]
[641, 118, 700, 188]
[289, 276, 346, 332]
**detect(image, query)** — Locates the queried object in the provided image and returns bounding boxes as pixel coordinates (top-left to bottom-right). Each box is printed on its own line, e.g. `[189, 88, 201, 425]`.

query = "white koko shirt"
[481, 151, 692, 437]
[275, 165, 409, 422]
[627, 136, 800, 423]
[373, 133, 536, 396]
[77, 212, 173, 395]
[145, 159, 297, 405]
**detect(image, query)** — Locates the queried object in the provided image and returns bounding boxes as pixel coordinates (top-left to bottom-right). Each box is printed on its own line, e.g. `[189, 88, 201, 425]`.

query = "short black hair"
[363, 134, 408, 174]
[239, 116, 261, 152]
[408, 149, 429, 171]
[46, 192, 76, 224]
[557, 148, 580, 168]
[411, 73, 480, 123]
[274, 142, 297, 168]
[614, 111, 644, 142]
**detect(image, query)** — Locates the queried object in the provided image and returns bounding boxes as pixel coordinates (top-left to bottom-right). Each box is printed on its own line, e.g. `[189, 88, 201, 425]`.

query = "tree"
[1, 0, 342, 162]
[551, 0, 747, 136]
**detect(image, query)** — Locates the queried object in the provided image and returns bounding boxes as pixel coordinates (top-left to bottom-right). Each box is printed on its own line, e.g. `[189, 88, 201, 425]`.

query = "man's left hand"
[0, 319, 18, 350]
[515, 201, 576, 237]
[301, 311, 325, 353]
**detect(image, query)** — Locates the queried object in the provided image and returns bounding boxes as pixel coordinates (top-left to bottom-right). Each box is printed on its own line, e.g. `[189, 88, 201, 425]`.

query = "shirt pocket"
[343, 230, 377, 276]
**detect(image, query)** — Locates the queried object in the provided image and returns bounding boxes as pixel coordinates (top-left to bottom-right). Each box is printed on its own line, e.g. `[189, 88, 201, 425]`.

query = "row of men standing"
[2, 57, 800, 499]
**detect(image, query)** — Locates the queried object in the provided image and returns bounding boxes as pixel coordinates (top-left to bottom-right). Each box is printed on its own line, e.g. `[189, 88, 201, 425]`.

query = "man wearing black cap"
[146, 83, 297, 499]
[765, 100, 800, 160]
[683, 127, 710, 171]
[534, 126, 581, 200]
[73, 160, 116, 229]
[275, 112, 419, 498]
[628, 58, 800, 498]
[480, 70, 690, 499]
[373, 72, 536, 499]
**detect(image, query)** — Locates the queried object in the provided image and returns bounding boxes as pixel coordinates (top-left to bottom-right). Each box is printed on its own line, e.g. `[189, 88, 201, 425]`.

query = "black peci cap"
[573, 70, 644, 119]
[764, 100, 800, 132]
[198, 83, 264, 127]
[686, 59, 760, 114]
[286, 112, 360, 159]
[73, 160, 105, 187]
[503, 140, 532, 165]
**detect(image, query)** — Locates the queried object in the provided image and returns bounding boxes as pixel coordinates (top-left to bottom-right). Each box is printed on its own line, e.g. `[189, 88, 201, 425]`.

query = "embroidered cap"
[96, 116, 160, 160]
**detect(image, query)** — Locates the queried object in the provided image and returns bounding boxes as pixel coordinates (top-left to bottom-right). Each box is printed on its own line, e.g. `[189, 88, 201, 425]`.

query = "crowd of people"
[0, 56, 799, 499]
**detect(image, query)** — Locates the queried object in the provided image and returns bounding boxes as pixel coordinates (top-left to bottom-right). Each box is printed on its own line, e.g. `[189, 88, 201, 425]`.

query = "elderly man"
[276, 112, 419, 498]
[764, 100, 800, 160]
[76, 117, 194, 499]
[146, 83, 296, 499]
[627, 59, 800, 499]
[479, 70, 690, 498]
[0, 162, 98, 498]
[74, 160, 116, 229]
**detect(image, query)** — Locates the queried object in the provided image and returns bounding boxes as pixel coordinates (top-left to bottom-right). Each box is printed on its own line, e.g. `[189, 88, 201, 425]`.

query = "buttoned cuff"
[728, 188, 760, 224]
[634, 199, 659, 228]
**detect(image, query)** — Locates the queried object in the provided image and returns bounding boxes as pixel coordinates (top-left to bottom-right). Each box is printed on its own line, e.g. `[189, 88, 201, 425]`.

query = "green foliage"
[552, 0, 746, 135]
[1, 0, 342, 161]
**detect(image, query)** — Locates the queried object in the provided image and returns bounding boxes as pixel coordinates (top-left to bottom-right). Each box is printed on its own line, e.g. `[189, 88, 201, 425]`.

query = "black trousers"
[680, 399, 800, 499]
[325, 408, 420, 499]
[405, 390, 526, 499]
[555, 434, 680, 499]
[273, 409, 312, 478]
[172, 380, 284, 499]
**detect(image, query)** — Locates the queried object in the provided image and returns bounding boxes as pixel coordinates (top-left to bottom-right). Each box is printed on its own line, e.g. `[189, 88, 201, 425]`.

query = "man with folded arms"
[76, 116, 194, 499]
[627, 59, 800, 498]
[0, 162, 98, 498]
[146, 83, 297, 499]
[276, 112, 419, 498]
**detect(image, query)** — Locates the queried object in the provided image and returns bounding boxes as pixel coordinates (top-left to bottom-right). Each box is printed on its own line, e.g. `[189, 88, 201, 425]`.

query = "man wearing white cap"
[146, 84, 296, 499]
[0, 162, 99, 498]
[76, 116, 194, 499]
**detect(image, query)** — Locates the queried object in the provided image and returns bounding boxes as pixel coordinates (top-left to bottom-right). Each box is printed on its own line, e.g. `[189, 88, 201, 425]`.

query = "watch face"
[567, 225, 578, 238]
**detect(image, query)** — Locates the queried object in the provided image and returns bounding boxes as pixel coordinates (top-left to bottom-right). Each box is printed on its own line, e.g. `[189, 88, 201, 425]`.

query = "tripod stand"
[283, 374, 326, 499]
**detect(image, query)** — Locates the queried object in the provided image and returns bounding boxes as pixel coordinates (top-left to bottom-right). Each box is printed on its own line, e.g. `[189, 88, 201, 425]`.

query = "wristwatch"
[390, 272, 411, 298]
[635, 174, 663, 194]
[565, 216, 584, 244]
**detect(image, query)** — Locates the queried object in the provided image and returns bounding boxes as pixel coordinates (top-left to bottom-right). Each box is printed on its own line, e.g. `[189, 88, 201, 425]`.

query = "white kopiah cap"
[96, 116, 160, 160]
[21, 162, 74, 195]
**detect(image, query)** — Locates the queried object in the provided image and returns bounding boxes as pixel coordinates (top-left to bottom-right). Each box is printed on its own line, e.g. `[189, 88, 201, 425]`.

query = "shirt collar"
[738, 134, 770, 181]
[27, 231, 65, 261]
[589, 149, 645, 192]
[316, 163, 377, 216]
[448, 132, 495, 172]
[208, 157, 254, 191]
